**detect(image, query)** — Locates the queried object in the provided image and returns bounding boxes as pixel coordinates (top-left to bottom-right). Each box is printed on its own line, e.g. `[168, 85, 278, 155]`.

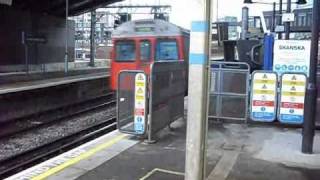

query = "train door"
[138, 39, 152, 74]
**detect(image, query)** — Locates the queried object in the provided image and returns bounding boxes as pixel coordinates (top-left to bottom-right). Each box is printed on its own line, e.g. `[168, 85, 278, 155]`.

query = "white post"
[185, 0, 212, 180]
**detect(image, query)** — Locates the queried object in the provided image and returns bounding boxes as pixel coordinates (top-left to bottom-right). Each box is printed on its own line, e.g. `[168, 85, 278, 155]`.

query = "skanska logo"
[279, 45, 305, 51]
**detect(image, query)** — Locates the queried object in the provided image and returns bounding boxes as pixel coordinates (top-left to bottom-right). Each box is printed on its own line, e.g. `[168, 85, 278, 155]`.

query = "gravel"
[0, 106, 116, 161]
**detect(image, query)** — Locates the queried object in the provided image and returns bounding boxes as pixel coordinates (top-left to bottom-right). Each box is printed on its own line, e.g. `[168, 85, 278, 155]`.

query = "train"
[110, 19, 190, 90]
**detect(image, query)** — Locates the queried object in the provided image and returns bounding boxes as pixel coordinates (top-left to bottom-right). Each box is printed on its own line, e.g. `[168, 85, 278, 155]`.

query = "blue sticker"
[134, 117, 144, 134]
[281, 65, 287, 71]
[252, 112, 275, 122]
[288, 65, 294, 71]
[275, 64, 281, 70]
[279, 114, 303, 124]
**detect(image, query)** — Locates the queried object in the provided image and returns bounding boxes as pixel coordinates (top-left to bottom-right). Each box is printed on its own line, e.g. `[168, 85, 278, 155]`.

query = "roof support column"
[64, 0, 69, 73]
[185, 0, 212, 179]
[90, 10, 96, 67]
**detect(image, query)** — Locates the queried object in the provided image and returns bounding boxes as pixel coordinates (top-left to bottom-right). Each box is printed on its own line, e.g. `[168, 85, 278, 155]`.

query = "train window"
[155, 40, 178, 61]
[115, 40, 136, 62]
[140, 40, 151, 61]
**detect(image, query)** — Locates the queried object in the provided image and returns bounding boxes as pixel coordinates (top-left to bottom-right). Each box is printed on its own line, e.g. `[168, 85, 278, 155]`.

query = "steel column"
[285, 0, 291, 39]
[272, 2, 276, 32]
[241, 7, 249, 40]
[302, 0, 319, 154]
[64, 0, 69, 73]
[90, 10, 96, 67]
[278, 0, 283, 39]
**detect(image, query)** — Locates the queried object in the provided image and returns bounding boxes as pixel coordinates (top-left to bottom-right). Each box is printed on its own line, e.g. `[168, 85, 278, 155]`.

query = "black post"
[90, 10, 96, 67]
[272, 2, 276, 32]
[278, 0, 283, 39]
[285, 0, 291, 39]
[302, 0, 319, 154]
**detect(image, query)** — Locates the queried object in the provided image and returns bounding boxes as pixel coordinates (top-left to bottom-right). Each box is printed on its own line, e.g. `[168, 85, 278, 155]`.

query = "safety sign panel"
[279, 73, 307, 124]
[250, 72, 278, 122]
[273, 40, 311, 76]
[134, 73, 146, 134]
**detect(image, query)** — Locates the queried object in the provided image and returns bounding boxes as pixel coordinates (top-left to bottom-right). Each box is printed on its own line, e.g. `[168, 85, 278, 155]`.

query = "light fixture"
[296, 0, 307, 5]
[244, 0, 254, 4]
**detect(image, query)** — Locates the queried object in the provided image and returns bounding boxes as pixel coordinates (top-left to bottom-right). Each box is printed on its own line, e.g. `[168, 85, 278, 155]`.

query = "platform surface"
[0, 72, 109, 95]
[6, 119, 320, 180]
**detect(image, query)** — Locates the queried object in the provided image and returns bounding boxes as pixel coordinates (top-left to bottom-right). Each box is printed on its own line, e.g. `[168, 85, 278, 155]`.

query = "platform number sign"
[279, 73, 307, 124]
[134, 73, 147, 134]
[250, 72, 278, 122]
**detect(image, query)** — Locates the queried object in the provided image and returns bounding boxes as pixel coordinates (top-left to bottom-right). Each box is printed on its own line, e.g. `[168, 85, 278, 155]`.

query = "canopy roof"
[1, 0, 123, 16]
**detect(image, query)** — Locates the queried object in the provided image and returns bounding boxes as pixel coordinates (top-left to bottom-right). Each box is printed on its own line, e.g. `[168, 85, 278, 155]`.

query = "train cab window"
[115, 40, 136, 62]
[140, 40, 151, 61]
[155, 40, 178, 61]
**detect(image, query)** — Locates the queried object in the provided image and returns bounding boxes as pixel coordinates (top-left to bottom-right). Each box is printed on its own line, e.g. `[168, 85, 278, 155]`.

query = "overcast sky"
[113, 0, 277, 28]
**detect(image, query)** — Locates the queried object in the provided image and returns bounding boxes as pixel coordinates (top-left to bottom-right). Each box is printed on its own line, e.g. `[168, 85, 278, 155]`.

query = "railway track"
[0, 116, 117, 179]
[0, 91, 115, 138]
[0, 93, 117, 179]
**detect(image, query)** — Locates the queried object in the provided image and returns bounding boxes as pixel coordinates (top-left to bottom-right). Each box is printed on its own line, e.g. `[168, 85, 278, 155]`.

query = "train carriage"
[110, 19, 190, 90]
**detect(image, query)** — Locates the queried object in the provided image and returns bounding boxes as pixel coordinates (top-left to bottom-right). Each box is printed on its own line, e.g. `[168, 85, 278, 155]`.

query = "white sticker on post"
[134, 73, 146, 134]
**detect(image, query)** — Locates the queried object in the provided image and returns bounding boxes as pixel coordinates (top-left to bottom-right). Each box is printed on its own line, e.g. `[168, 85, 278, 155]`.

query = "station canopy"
[0, 0, 123, 16]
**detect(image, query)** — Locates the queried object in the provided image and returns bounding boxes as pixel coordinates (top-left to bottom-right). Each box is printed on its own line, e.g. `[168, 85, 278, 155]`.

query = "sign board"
[282, 13, 295, 22]
[250, 72, 278, 122]
[279, 73, 307, 124]
[134, 73, 147, 134]
[275, 25, 285, 33]
[273, 40, 311, 76]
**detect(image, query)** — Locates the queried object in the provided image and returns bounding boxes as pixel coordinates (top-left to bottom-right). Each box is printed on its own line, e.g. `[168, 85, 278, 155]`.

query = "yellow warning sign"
[254, 79, 276, 84]
[282, 80, 306, 86]
[253, 90, 276, 95]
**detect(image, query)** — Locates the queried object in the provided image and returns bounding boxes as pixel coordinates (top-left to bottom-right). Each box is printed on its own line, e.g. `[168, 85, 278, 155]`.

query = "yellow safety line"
[31, 134, 127, 180]
[139, 168, 184, 180]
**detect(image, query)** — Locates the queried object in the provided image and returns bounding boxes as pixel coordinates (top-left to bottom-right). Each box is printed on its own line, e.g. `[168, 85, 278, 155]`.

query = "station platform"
[0, 71, 109, 95]
[6, 117, 320, 180]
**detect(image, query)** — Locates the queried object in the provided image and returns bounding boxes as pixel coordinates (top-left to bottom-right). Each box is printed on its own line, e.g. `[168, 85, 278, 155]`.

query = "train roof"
[112, 19, 189, 38]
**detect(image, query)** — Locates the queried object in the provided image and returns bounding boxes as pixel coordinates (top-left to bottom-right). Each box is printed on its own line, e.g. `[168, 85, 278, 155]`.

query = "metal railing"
[208, 61, 250, 121]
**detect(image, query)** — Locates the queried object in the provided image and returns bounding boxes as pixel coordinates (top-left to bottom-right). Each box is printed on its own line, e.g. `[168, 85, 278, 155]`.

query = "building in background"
[71, 5, 171, 60]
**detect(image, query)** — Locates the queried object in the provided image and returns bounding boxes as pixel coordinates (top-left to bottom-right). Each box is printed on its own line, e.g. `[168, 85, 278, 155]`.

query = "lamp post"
[302, 0, 319, 154]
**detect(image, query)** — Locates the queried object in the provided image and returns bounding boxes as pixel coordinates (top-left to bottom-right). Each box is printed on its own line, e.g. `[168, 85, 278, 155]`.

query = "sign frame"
[250, 71, 278, 122]
[117, 70, 148, 136]
[273, 40, 311, 77]
[278, 72, 307, 124]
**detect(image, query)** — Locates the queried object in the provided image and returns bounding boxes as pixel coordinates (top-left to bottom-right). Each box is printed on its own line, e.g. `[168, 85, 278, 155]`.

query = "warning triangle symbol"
[262, 84, 267, 89]
[292, 75, 297, 81]
[137, 87, 143, 94]
[291, 86, 296, 91]
[263, 74, 268, 79]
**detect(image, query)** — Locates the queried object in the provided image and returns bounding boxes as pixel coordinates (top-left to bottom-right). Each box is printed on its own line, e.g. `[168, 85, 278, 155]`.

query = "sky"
[112, 0, 277, 29]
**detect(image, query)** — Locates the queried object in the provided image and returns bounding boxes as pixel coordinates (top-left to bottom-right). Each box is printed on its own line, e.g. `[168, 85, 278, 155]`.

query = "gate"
[148, 61, 187, 141]
[209, 61, 250, 121]
[117, 71, 148, 135]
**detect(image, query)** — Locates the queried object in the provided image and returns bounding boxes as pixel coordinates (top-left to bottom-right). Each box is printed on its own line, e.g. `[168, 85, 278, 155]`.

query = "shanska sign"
[279, 45, 306, 51]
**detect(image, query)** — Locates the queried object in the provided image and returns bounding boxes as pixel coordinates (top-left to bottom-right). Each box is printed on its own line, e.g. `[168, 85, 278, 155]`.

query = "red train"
[110, 19, 190, 90]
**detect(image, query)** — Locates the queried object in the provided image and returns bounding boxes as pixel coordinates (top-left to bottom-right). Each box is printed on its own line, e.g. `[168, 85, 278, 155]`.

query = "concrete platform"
[6, 118, 320, 180]
[0, 71, 110, 123]
[0, 59, 110, 74]
[0, 72, 108, 95]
